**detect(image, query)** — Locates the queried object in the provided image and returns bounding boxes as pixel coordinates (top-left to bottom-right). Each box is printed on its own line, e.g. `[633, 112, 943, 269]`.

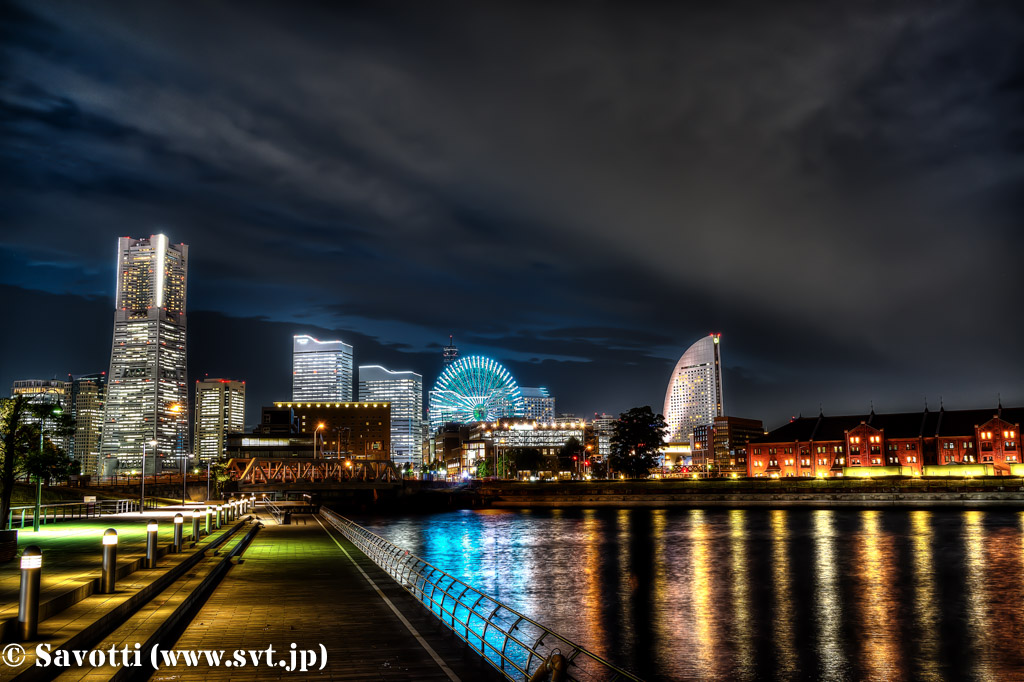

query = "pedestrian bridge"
[226, 457, 404, 489]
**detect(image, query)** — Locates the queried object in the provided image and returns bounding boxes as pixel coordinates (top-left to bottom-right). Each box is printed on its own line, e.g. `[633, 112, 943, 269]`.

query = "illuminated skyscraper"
[99, 235, 189, 473]
[68, 373, 107, 476]
[358, 365, 423, 467]
[194, 379, 246, 461]
[663, 334, 725, 443]
[520, 387, 556, 422]
[292, 335, 353, 401]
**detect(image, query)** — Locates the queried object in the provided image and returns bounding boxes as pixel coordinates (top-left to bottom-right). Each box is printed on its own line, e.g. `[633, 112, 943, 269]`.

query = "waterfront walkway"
[160, 513, 502, 681]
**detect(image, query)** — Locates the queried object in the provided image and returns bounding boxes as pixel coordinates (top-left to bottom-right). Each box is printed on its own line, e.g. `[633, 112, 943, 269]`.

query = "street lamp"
[140, 439, 157, 513]
[33, 404, 63, 532]
[169, 402, 185, 505]
[314, 423, 325, 459]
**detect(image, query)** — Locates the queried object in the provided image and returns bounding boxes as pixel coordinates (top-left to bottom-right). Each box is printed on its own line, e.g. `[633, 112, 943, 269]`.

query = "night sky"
[2, 1, 1023, 430]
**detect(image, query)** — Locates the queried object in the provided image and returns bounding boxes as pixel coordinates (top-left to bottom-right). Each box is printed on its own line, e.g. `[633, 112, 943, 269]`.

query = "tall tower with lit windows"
[292, 335, 353, 401]
[194, 379, 245, 461]
[99, 235, 189, 473]
[663, 334, 725, 443]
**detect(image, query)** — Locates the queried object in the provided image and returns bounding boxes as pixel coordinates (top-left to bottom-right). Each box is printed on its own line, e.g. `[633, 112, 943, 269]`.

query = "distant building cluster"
[11, 233, 1016, 484]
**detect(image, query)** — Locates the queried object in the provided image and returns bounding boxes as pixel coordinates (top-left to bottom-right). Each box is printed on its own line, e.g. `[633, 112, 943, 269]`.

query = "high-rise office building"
[292, 335, 353, 402]
[194, 379, 246, 462]
[99, 235, 189, 473]
[358, 365, 423, 468]
[520, 387, 555, 422]
[592, 412, 616, 458]
[664, 333, 725, 444]
[68, 373, 107, 476]
[442, 335, 459, 367]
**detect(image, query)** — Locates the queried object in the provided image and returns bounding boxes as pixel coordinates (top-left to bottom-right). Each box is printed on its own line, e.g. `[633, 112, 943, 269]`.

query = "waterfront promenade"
[0, 509, 502, 681]
[159, 514, 501, 681]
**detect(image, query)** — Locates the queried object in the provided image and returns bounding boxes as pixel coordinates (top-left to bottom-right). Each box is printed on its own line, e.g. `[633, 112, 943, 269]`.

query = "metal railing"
[320, 507, 642, 682]
[263, 498, 287, 524]
[7, 498, 150, 528]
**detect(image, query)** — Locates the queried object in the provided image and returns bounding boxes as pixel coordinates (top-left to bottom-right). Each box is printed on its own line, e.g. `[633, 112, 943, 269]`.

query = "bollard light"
[101, 529, 118, 593]
[146, 521, 159, 569]
[191, 510, 201, 541]
[205, 506, 212, 535]
[215, 505, 223, 529]
[18, 546, 42, 640]
[172, 513, 183, 552]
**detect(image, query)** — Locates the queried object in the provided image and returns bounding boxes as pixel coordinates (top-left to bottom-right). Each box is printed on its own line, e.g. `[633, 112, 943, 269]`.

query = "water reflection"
[728, 509, 754, 680]
[909, 511, 940, 681]
[770, 510, 796, 678]
[358, 508, 1024, 681]
[857, 510, 900, 680]
[813, 510, 845, 681]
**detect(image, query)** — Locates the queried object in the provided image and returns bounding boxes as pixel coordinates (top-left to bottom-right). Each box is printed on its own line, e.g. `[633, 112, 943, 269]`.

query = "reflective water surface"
[357, 508, 1024, 681]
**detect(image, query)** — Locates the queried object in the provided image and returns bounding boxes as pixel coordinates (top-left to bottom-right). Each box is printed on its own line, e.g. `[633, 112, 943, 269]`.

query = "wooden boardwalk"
[157, 514, 503, 681]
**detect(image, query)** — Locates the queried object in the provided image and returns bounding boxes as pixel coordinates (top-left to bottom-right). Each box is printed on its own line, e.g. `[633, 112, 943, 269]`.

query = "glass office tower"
[99, 235, 189, 473]
[358, 365, 423, 468]
[292, 335, 353, 401]
[194, 378, 246, 461]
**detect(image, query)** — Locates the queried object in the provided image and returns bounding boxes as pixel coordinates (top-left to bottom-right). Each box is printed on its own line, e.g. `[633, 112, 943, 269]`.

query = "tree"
[476, 454, 514, 479]
[21, 440, 79, 485]
[508, 447, 544, 476]
[0, 397, 76, 530]
[1, 397, 34, 530]
[609, 406, 668, 479]
[557, 437, 585, 474]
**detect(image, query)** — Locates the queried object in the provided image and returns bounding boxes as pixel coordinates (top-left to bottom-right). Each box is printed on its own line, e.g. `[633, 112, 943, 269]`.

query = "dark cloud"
[1, 0, 1023, 429]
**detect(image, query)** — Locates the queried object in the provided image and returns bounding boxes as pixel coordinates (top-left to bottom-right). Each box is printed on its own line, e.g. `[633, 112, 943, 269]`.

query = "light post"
[172, 513, 183, 552]
[33, 404, 63, 532]
[18, 546, 42, 640]
[314, 423, 325, 459]
[101, 529, 118, 593]
[146, 521, 158, 568]
[169, 402, 185, 505]
[140, 439, 157, 513]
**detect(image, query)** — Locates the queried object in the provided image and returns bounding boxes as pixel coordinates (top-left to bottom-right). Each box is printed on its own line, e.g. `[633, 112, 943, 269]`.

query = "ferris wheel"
[428, 355, 525, 431]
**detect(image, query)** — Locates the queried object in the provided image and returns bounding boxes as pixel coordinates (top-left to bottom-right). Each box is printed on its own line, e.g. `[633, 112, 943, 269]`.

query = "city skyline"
[2, 1, 1022, 430]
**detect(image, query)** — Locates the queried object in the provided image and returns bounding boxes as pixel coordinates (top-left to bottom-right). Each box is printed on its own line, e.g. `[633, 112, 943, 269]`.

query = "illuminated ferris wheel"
[428, 355, 525, 431]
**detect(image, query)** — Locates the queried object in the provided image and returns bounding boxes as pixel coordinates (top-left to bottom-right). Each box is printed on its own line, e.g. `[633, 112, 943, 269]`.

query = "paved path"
[158, 513, 502, 681]
[1, 507, 238, 620]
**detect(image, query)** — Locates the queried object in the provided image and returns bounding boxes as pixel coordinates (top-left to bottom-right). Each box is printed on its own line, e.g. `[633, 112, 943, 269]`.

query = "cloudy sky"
[2, 0, 1022, 428]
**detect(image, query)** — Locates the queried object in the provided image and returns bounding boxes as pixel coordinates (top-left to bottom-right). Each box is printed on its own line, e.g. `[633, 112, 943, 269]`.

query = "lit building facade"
[592, 413, 616, 459]
[712, 416, 764, 477]
[470, 419, 586, 458]
[748, 405, 1022, 478]
[194, 379, 246, 462]
[664, 334, 724, 443]
[292, 335, 353, 402]
[358, 365, 423, 468]
[99, 235, 189, 473]
[521, 387, 556, 422]
[68, 373, 107, 476]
